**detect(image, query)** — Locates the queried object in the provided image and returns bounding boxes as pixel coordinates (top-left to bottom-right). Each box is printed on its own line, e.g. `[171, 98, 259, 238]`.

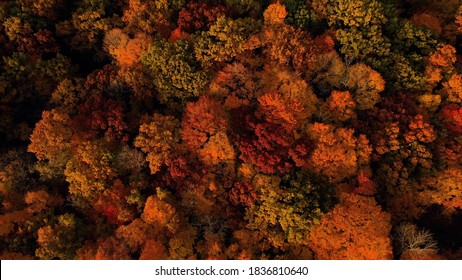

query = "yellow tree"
[134, 114, 180, 174]
[346, 63, 385, 110]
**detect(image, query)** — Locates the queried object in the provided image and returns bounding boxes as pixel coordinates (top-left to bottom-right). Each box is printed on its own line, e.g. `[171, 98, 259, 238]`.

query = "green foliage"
[324, 0, 387, 28]
[1, 0, 461, 261]
[35, 214, 86, 259]
[141, 38, 208, 103]
[194, 16, 261, 66]
[284, 0, 325, 34]
[245, 172, 336, 248]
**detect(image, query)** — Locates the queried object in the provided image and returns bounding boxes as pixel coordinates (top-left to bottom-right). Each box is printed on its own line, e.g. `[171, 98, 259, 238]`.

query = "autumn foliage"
[1, 0, 462, 260]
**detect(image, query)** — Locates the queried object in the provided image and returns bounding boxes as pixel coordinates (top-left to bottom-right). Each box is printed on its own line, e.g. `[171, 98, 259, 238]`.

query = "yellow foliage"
[263, 3, 287, 25]
[418, 167, 462, 215]
[347, 63, 385, 110]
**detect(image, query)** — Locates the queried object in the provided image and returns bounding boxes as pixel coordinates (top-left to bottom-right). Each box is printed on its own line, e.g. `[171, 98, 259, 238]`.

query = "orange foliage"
[94, 180, 134, 225]
[28, 109, 72, 163]
[309, 193, 393, 260]
[140, 239, 167, 260]
[95, 236, 131, 260]
[404, 115, 437, 143]
[325, 90, 356, 122]
[110, 33, 150, 67]
[169, 27, 189, 43]
[181, 96, 228, 150]
[263, 3, 287, 25]
[24, 190, 64, 214]
[308, 123, 372, 182]
[428, 44, 457, 67]
[257, 92, 306, 129]
[444, 74, 462, 104]
[142, 195, 180, 234]
[418, 167, 462, 215]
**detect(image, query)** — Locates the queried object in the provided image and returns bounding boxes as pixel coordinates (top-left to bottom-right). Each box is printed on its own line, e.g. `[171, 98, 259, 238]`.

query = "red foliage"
[181, 96, 228, 150]
[94, 180, 134, 225]
[353, 169, 377, 196]
[165, 154, 207, 192]
[439, 104, 462, 135]
[95, 237, 131, 260]
[228, 182, 258, 207]
[169, 27, 190, 43]
[238, 117, 311, 174]
[177, 2, 227, 33]
[72, 95, 128, 142]
[18, 29, 60, 58]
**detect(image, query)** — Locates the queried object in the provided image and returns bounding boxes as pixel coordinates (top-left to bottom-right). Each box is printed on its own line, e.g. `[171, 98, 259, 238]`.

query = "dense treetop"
[1, 0, 462, 260]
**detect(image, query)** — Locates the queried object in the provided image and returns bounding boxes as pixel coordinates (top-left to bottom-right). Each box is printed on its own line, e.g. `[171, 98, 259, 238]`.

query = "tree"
[24, 190, 64, 214]
[259, 67, 320, 120]
[224, 0, 262, 16]
[28, 109, 72, 177]
[307, 123, 372, 182]
[395, 223, 440, 260]
[72, 95, 128, 142]
[115, 218, 160, 254]
[18, 0, 63, 20]
[55, 2, 115, 58]
[142, 195, 181, 235]
[263, 3, 288, 26]
[194, 16, 261, 66]
[245, 172, 336, 248]
[64, 140, 116, 204]
[94, 180, 134, 225]
[443, 74, 462, 104]
[238, 119, 311, 174]
[141, 37, 208, 103]
[257, 92, 307, 129]
[181, 96, 235, 166]
[104, 29, 151, 67]
[323, 90, 356, 122]
[346, 63, 385, 110]
[417, 167, 462, 215]
[312, 0, 391, 68]
[438, 104, 462, 135]
[177, 2, 227, 34]
[208, 62, 262, 109]
[35, 214, 86, 259]
[309, 193, 393, 260]
[140, 239, 167, 260]
[134, 114, 180, 174]
[260, 21, 319, 74]
[122, 0, 185, 36]
[95, 236, 131, 260]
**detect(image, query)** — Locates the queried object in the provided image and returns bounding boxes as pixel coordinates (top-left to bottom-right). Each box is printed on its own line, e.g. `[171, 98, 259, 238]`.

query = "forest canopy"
[1, 0, 462, 260]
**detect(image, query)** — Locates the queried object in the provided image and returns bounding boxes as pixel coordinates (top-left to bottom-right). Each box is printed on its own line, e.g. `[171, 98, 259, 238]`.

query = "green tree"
[141, 37, 208, 103]
[245, 172, 336, 248]
[194, 16, 261, 66]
